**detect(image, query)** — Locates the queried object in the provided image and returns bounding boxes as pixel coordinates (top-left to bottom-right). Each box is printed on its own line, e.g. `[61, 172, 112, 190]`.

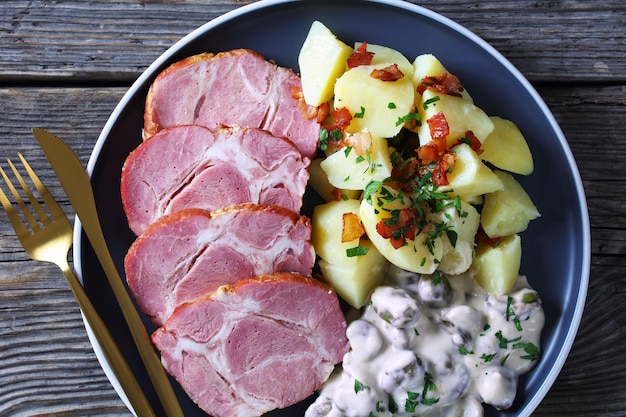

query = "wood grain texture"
[0, 0, 624, 416]
[0, 1, 624, 84]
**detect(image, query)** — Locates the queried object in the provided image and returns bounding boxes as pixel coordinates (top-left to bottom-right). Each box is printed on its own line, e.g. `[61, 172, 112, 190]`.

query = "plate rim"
[72, 0, 591, 415]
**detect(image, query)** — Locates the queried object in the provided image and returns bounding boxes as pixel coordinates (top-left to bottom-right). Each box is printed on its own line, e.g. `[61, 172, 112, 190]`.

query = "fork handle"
[59, 263, 157, 417]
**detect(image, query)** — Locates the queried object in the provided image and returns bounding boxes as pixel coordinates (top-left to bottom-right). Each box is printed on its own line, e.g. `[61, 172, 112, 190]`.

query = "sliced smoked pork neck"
[144, 49, 320, 158]
[152, 272, 349, 417]
[124, 205, 315, 327]
[121, 125, 309, 236]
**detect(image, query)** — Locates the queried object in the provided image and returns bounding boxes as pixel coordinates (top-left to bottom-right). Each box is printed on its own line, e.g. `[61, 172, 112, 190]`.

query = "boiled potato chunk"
[334, 64, 415, 138]
[417, 89, 494, 148]
[432, 199, 480, 275]
[355, 42, 414, 78]
[309, 158, 361, 202]
[319, 240, 387, 308]
[439, 239, 474, 276]
[359, 186, 443, 274]
[472, 234, 522, 294]
[481, 170, 540, 238]
[320, 133, 392, 190]
[480, 116, 534, 175]
[312, 199, 362, 266]
[438, 143, 504, 201]
[440, 198, 481, 243]
[411, 54, 472, 102]
[298, 21, 354, 106]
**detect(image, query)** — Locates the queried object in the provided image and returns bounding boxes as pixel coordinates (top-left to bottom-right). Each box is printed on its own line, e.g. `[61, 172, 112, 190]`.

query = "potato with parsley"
[480, 116, 534, 175]
[312, 199, 387, 308]
[298, 21, 353, 106]
[438, 143, 504, 201]
[320, 131, 393, 190]
[480, 170, 540, 238]
[359, 185, 443, 274]
[433, 198, 481, 275]
[472, 234, 522, 294]
[334, 64, 415, 138]
[416, 89, 494, 148]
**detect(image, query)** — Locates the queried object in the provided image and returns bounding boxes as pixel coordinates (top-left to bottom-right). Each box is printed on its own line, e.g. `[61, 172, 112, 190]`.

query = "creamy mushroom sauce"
[306, 265, 544, 417]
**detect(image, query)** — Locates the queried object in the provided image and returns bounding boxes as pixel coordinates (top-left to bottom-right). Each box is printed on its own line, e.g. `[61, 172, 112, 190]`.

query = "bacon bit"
[347, 42, 374, 68]
[476, 227, 504, 248]
[345, 131, 372, 155]
[297, 98, 319, 119]
[417, 73, 465, 97]
[291, 85, 325, 120]
[416, 143, 440, 165]
[332, 188, 345, 202]
[376, 208, 417, 249]
[427, 112, 449, 152]
[432, 151, 456, 186]
[459, 130, 483, 154]
[331, 107, 353, 131]
[370, 64, 404, 81]
[317, 102, 331, 123]
[414, 148, 457, 187]
[389, 156, 420, 191]
[320, 107, 353, 146]
[342, 212, 365, 243]
[290, 86, 303, 100]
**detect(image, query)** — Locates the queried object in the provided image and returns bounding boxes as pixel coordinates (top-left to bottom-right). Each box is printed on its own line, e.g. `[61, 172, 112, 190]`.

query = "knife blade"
[32, 127, 184, 417]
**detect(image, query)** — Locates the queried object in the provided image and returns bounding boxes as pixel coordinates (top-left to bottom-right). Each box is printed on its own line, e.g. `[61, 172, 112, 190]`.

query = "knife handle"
[86, 222, 185, 417]
[60, 263, 157, 417]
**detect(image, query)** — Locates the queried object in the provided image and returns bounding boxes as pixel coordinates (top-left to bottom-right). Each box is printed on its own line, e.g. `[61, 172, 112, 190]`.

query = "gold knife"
[32, 128, 184, 417]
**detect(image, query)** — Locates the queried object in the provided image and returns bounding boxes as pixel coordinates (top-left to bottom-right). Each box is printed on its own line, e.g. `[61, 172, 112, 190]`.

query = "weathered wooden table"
[0, 1, 624, 416]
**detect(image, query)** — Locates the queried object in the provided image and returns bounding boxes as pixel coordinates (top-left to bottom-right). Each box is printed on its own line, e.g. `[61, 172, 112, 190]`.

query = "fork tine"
[0, 168, 31, 238]
[8, 156, 51, 226]
[0, 163, 40, 232]
[18, 153, 66, 223]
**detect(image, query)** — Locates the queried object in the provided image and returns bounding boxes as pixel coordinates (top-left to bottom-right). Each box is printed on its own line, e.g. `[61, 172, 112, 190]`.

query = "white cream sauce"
[306, 265, 544, 417]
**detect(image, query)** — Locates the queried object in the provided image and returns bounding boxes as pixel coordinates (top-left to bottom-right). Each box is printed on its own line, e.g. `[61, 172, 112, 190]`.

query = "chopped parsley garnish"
[459, 345, 473, 355]
[480, 352, 497, 363]
[396, 111, 422, 127]
[346, 246, 369, 257]
[318, 127, 343, 151]
[422, 95, 440, 110]
[388, 102, 397, 109]
[420, 372, 440, 406]
[513, 342, 539, 361]
[388, 395, 399, 413]
[354, 379, 364, 393]
[354, 106, 366, 118]
[505, 296, 515, 321]
[495, 330, 522, 349]
[405, 392, 420, 412]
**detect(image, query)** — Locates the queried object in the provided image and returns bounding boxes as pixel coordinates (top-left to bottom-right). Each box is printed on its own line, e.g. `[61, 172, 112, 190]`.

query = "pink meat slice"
[152, 272, 349, 417]
[121, 124, 309, 236]
[144, 49, 321, 158]
[124, 205, 315, 327]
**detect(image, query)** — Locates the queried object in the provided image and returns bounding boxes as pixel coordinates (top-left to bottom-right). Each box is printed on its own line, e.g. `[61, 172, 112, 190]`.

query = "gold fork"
[0, 153, 156, 417]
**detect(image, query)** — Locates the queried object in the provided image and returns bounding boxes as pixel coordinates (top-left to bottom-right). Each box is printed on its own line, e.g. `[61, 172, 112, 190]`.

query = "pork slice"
[121, 124, 309, 236]
[144, 49, 320, 158]
[152, 272, 349, 417]
[124, 205, 315, 327]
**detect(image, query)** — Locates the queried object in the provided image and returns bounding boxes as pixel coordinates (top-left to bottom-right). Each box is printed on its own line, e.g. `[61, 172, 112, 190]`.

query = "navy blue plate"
[74, 0, 590, 416]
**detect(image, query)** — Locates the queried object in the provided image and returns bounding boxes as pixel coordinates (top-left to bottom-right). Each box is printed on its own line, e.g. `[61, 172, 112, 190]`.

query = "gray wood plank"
[0, 1, 624, 84]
